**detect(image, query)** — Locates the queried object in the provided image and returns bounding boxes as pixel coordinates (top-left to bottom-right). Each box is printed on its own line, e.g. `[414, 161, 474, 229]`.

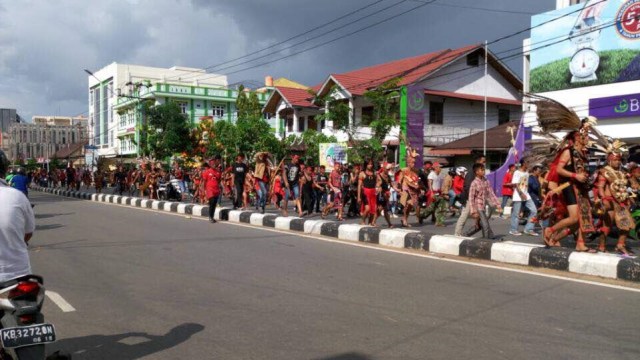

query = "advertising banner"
[589, 91, 640, 119]
[319, 143, 348, 172]
[530, 0, 640, 93]
[399, 85, 427, 168]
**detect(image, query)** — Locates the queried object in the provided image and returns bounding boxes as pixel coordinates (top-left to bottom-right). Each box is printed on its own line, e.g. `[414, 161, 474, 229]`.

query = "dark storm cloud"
[0, 0, 556, 118]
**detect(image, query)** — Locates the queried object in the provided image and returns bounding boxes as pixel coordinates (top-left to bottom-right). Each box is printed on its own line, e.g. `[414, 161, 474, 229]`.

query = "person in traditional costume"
[397, 147, 421, 227]
[595, 140, 635, 255]
[533, 97, 597, 251]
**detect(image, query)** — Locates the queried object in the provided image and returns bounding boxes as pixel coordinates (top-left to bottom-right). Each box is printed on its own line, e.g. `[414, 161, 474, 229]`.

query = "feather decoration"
[529, 94, 581, 133]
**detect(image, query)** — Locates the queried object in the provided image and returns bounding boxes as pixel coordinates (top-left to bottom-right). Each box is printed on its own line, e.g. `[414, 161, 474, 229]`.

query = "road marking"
[84, 198, 640, 293]
[46, 291, 76, 312]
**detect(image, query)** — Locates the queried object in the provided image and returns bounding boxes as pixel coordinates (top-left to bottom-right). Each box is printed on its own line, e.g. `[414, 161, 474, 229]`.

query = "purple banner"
[486, 115, 526, 197]
[589, 92, 640, 120]
[406, 85, 426, 168]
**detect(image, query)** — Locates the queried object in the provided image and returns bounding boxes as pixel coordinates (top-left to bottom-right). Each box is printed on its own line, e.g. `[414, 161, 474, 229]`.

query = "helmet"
[456, 166, 466, 175]
[0, 150, 8, 178]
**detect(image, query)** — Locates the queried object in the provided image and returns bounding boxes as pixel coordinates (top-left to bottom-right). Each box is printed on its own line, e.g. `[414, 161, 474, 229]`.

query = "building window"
[298, 117, 305, 132]
[429, 102, 444, 125]
[498, 109, 510, 125]
[177, 101, 188, 114]
[467, 52, 480, 67]
[360, 106, 374, 126]
[211, 104, 225, 118]
[286, 117, 293, 132]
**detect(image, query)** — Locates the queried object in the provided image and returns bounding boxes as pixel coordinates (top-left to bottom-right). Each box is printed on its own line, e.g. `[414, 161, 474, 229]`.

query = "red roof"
[321, 44, 481, 96]
[263, 86, 319, 113]
[424, 89, 522, 106]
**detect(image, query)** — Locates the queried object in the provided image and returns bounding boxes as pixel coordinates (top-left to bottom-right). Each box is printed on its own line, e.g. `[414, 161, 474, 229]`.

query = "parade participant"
[451, 167, 465, 212]
[253, 152, 271, 214]
[282, 155, 302, 217]
[509, 159, 538, 236]
[358, 159, 378, 226]
[173, 162, 186, 200]
[425, 162, 447, 226]
[313, 165, 328, 213]
[595, 141, 634, 255]
[538, 111, 596, 250]
[397, 148, 421, 227]
[191, 167, 204, 204]
[455, 155, 486, 236]
[113, 165, 127, 196]
[146, 167, 158, 200]
[244, 167, 255, 210]
[467, 163, 502, 239]
[300, 165, 320, 216]
[347, 165, 360, 217]
[322, 162, 344, 221]
[94, 169, 104, 194]
[65, 163, 76, 191]
[231, 154, 248, 209]
[375, 163, 397, 228]
[272, 170, 285, 210]
[529, 165, 543, 209]
[500, 164, 516, 218]
[201, 156, 223, 223]
[444, 168, 455, 211]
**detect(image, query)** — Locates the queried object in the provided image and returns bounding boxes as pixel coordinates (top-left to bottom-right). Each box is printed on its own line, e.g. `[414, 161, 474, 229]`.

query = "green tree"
[313, 86, 351, 138]
[145, 101, 193, 159]
[364, 78, 400, 142]
[25, 158, 39, 172]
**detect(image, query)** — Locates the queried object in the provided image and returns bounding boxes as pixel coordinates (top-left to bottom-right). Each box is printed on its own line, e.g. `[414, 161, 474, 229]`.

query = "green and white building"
[87, 63, 272, 159]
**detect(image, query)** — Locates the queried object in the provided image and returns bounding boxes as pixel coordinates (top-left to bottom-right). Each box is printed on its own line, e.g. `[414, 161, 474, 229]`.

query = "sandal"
[543, 227, 555, 247]
[575, 247, 597, 253]
[615, 245, 635, 256]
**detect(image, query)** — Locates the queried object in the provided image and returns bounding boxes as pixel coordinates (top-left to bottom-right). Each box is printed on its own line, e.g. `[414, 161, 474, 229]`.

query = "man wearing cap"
[424, 162, 447, 226]
[202, 155, 222, 223]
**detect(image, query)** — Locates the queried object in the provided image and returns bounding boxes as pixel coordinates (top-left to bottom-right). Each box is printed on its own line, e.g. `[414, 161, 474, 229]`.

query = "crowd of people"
[6, 98, 640, 253]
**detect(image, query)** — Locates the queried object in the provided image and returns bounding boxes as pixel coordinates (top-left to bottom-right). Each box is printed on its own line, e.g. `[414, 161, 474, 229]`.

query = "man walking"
[510, 159, 538, 236]
[231, 154, 248, 209]
[282, 155, 302, 217]
[454, 155, 487, 236]
[467, 163, 502, 239]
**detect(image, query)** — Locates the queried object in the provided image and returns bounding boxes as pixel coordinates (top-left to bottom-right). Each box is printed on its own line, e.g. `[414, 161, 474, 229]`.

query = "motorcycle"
[0, 275, 58, 359]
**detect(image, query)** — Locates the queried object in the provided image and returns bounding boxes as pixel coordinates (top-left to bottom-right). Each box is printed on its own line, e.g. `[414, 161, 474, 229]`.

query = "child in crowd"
[466, 163, 502, 239]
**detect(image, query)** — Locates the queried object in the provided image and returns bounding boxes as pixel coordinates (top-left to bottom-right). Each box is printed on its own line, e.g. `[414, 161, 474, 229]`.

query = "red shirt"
[502, 171, 514, 196]
[453, 175, 464, 194]
[201, 167, 222, 199]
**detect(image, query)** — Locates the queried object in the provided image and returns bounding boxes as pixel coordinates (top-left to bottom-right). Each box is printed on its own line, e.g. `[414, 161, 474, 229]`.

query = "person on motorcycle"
[0, 150, 35, 283]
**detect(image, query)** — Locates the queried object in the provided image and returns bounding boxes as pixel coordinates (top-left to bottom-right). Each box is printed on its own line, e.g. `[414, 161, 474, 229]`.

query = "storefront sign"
[589, 92, 640, 119]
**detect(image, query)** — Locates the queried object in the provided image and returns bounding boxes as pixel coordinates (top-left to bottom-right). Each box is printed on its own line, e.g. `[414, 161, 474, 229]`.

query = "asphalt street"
[28, 191, 640, 359]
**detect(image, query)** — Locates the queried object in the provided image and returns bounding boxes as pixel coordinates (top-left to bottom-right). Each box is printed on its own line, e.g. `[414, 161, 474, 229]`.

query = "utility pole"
[483, 40, 488, 157]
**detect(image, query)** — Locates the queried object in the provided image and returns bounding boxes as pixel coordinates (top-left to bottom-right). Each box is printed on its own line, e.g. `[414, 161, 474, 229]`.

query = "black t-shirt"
[114, 171, 127, 183]
[315, 173, 328, 190]
[233, 162, 248, 184]
[286, 164, 301, 186]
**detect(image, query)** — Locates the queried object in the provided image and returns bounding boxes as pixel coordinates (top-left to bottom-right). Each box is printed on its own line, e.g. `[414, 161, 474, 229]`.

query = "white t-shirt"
[511, 170, 530, 202]
[0, 180, 34, 282]
[428, 171, 444, 191]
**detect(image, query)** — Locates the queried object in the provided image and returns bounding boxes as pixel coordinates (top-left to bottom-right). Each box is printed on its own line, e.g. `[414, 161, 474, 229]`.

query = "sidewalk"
[33, 186, 640, 283]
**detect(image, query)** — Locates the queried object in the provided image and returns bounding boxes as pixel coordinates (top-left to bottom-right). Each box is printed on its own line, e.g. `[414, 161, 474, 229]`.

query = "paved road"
[29, 192, 640, 359]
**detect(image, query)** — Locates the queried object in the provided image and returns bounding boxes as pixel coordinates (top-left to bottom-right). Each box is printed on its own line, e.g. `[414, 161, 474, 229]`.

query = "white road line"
[90, 199, 640, 293]
[46, 291, 76, 312]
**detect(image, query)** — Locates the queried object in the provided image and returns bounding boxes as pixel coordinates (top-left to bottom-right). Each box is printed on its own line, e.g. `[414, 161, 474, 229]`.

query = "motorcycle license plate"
[0, 323, 56, 348]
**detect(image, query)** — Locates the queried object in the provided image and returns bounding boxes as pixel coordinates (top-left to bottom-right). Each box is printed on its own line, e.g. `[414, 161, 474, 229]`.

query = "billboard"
[530, 0, 640, 93]
[319, 143, 348, 172]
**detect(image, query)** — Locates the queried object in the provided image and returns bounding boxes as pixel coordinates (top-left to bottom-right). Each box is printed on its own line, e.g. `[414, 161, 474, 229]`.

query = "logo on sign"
[408, 91, 424, 111]
[616, 0, 640, 39]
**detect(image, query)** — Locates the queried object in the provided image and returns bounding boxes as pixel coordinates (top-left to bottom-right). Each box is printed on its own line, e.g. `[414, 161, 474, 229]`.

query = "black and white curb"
[34, 186, 640, 283]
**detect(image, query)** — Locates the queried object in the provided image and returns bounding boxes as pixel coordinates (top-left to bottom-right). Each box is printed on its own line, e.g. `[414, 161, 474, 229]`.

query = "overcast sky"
[0, 0, 555, 120]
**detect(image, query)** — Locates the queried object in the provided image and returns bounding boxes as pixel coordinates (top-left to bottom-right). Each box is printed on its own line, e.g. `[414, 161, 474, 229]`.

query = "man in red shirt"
[201, 155, 222, 223]
[500, 164, 516, 219]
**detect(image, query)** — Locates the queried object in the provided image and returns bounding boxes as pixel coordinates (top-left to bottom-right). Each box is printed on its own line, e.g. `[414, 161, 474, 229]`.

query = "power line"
[165, 0, 390, 82]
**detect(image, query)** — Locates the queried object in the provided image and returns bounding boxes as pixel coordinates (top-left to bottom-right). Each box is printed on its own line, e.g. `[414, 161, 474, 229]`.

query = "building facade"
[7, 116, 87, 162]
[88, 63, 272, 159]
[524, 0, 640, 149]
[0, 108, 20, 154]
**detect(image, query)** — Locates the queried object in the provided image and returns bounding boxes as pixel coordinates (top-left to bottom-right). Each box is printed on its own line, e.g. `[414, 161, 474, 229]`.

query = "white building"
[87, 63, 229, 159]
[7, 116, 87, 162]
[524, 0, 640, 150]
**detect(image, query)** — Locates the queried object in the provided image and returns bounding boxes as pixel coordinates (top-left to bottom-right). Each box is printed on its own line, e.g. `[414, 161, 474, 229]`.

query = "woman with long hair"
[358, 159, 378, 226]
